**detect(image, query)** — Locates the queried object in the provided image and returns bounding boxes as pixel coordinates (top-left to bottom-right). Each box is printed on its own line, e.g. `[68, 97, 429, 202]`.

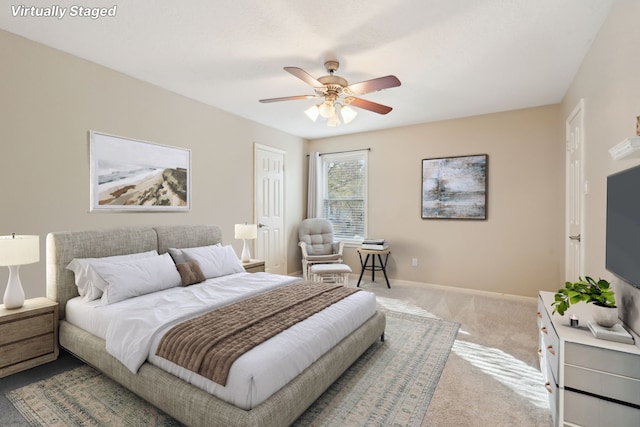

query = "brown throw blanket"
[156, 281, 359, 385]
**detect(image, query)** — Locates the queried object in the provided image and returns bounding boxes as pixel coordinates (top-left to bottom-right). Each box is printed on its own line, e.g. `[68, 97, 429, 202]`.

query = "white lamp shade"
[318, 101, 335, 118]
[0, 235, 39, 266]
[327, 112, 341, 127]
[304, 105, 320, 122]
[234, 224, 257, 240]
[340, 105, 358, 124]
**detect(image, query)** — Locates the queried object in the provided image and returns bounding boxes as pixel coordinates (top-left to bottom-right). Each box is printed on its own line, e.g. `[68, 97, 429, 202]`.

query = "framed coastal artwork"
[421, 154, 488, 220]
[89, 131, 191, 212]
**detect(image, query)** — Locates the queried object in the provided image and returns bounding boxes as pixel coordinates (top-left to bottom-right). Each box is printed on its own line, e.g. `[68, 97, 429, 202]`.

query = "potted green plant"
[551, 276, 617, 327]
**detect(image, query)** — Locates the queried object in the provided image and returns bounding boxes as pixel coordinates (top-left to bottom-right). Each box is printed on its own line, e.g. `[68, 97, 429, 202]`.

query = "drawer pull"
[546, 345, 555, 356]
[536, 311, 542, 318]
[540, 326, 548, 334]
[544, 381, 553, 394]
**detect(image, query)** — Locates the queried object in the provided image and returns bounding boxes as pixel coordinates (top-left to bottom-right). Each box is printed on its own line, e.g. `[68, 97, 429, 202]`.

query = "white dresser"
[538, 291, 640, 426]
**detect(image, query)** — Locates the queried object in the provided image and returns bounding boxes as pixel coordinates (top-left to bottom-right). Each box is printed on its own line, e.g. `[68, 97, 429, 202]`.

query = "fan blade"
[346, 75, 401, 95]
[284, 67, 324, 88]
[259, 95, 320, 103]
[349, 97, 393, 115]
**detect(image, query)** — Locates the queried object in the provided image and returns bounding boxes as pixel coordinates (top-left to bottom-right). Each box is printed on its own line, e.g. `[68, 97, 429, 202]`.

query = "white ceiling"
[0, 0, 614, 140]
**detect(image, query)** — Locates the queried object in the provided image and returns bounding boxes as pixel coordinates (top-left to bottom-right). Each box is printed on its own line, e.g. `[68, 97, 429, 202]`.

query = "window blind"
[321, 150, 367, 242]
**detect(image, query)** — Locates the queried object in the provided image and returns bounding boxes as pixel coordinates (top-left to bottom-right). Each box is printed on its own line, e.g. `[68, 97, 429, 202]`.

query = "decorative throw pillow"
[176, 261, 206, 286]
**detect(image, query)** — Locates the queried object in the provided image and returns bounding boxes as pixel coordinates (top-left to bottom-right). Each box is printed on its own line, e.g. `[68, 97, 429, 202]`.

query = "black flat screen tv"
[606, 164, 640, 288]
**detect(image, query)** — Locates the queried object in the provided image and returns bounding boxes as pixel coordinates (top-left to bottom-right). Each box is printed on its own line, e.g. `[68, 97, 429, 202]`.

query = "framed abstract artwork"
[89, 131, 191, 212]
[421, 154, 488, 220]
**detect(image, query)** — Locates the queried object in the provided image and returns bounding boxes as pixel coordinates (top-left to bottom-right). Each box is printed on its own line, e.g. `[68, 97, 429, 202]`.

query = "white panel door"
[254, 144, 286, 274]
[565, 99, 585, 281]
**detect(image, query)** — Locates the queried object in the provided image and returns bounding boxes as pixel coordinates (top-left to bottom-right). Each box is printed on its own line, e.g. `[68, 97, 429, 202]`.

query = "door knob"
[258, 223, 268, 228]
[569, 234, 581, 242]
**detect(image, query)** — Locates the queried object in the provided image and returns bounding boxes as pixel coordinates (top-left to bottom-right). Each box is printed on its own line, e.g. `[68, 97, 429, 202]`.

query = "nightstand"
[242, 259, 265, 273]
[0, 297, 59, 378]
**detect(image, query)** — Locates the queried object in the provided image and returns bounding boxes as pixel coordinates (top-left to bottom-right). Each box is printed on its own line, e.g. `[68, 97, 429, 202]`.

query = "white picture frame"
[89, 131, 191, 212]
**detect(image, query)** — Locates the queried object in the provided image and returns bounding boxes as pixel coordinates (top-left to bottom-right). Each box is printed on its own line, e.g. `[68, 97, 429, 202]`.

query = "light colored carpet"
[6, 307, 459, 427]
[361, 278, 553, 427]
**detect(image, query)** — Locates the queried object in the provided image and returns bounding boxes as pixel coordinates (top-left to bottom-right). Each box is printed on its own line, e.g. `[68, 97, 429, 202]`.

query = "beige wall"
[309, 105, 565, 297]
[561, 0, 640, 333]
[0, 30, 306, 299]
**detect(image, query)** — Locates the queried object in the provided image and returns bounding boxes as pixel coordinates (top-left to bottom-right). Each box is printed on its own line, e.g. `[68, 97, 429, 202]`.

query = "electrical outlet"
[411, 258, 418, 267]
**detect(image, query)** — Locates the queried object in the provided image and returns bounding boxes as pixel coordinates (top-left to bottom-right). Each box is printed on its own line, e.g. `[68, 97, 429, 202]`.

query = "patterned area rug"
[293, 308, 459, 426]
[7, 306, 459, 427]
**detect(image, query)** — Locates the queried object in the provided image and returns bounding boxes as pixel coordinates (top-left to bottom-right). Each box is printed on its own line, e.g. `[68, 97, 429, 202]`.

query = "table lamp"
[0, 234, 40, 309]
[234, 223, 257, 262]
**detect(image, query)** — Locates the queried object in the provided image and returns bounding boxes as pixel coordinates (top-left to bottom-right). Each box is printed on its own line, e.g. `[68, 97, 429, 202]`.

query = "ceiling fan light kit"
[259, 60, 400, 127]
[327, 112, 341, 127]
[340, 105, 358, 124]
[304, 105, 320, 122]
[318, 100, 336, 118]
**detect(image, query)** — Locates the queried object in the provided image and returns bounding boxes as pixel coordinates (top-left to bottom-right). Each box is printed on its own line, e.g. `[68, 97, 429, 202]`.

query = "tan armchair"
[298, 218, 344, 280]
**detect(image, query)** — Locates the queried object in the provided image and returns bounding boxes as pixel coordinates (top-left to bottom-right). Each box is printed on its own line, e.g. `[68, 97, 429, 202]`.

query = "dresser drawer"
[538, 297, 559, 383]
[565, 364, 640, 407]
[537, 298, 544, 329]
[0, 312, 54, 346]
[565, 342, 640, 380]
[0, 298, 59, 378]
[0, 333, 55, 369]
[565, 341, 640, 407]
[543, 356, 558, 427]
[564, 389, 640, 427]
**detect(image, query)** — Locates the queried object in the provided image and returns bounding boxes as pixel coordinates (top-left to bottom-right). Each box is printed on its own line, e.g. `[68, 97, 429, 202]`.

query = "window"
[320, 150, 367, 243]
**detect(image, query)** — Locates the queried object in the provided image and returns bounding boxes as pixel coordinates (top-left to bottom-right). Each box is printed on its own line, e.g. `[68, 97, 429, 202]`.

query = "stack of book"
[587, 320, 635, 344]
[361, 238, 388, 250]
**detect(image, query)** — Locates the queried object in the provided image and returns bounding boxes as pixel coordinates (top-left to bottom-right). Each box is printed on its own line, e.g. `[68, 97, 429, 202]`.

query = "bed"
[46, 224, 386, 427]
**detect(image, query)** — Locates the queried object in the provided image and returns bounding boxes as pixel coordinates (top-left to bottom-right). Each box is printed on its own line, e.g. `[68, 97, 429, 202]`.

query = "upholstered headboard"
[46, 225, 223, 319]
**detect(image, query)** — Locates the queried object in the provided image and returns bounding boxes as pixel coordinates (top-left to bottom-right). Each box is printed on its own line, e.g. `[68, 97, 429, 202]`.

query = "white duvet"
[66, 272, 377, 409]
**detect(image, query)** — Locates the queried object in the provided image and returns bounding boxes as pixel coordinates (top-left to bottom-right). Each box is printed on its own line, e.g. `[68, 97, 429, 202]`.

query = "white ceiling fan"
[259, 60, 401, 126]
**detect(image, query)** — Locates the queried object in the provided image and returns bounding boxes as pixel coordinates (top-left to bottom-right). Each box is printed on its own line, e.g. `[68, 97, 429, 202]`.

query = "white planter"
[592, 304, 618, 328]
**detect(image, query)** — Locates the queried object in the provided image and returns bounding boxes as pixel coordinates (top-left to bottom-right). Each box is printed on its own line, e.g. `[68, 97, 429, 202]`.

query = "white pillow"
[176, 244, 245, 279]
[66, 250, 158, 301]
[168, 243, 221, 264]
[96, 253, 182, 305]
